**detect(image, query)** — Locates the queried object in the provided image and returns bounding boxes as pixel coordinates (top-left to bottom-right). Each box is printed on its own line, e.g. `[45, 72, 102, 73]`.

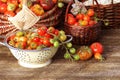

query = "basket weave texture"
[88, 0, 120, 29]
[64, 0, 102, 45]
[0, 3, 63, 35]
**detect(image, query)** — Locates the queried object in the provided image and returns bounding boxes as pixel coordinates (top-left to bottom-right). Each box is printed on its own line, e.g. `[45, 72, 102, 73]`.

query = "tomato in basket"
[0, 3, 7, 13]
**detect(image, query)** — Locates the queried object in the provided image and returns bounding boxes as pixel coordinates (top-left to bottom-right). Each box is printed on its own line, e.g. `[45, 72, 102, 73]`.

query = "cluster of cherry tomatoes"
[64, 42, 104, 61]
[67, 9, 97, 27]
[0, 0, 63, 17]
[7, 26, 69, 50]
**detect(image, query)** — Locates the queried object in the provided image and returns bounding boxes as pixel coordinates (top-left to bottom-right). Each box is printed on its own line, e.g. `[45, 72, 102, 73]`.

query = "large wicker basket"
[86, 0, 120, 29]
[64, 0, 102, 45]
[0, 2, 63, 35]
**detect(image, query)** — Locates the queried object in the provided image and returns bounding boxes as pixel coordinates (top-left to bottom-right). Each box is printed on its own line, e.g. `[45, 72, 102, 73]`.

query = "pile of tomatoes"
[0, 0, 63, 17]
[7, 26, 69, 50]
[64, 42, 105, 61]
[67, 9, 97, 27]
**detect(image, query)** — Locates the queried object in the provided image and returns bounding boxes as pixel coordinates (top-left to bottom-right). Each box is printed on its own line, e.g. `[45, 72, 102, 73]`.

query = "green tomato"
[73, 54, 80, 61]
[50, 39, 55, 44]
[69, 48, 76, 54]
[59, 30, 65, 35]
[58, 2, 64, 8]
[59, 34, 67, 42]
[53, 41, 60, 48]
[64, 52, 71, 59]
[16, 31, 24, 37]
[36, 46, 42, 50]
[66, 42, 72, 48]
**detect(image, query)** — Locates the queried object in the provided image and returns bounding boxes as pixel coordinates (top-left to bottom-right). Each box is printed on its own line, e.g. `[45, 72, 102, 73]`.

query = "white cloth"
[83, 0, 120, 6]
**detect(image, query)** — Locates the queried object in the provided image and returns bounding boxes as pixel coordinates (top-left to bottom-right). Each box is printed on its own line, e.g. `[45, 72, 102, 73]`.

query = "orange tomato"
[94, 53, 105, 61]
[87, 9, 95, 17]
[19, 36, 28, 42]
[83, 15, 90, 21]
[80, 20, 89, 26]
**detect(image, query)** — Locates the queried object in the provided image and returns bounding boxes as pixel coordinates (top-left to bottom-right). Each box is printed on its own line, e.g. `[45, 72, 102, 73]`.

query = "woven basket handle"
[92, 0, 101, 17]
[65, 0, 73, 23]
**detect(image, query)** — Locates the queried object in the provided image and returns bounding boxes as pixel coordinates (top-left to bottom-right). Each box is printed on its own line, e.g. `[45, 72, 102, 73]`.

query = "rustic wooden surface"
[0, 29, 120, 80]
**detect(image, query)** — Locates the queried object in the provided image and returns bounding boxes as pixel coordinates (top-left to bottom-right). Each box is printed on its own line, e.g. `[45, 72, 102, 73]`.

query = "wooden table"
[0, 29, 120, 80]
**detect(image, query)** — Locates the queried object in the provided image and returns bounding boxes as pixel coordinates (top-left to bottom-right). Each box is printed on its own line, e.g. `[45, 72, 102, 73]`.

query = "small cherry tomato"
[4, 11, 15, 17]
[67, 17, 76, 25]
[32, 37, 40, 43]
[87, 9, 95, 17]
[0, 3, 7, 13]
[90, 42, 103, 54]
[44, 33, 51, 38]
[89, 20, 96, 26]
[37, 26, 47, 36]
[80, 20, 89, 26]
[83, 15, 90, 21]
[67, 13, 74, 18]
[43, 38, 51, 47]
[30, 42, 38, 49]
[47, 26, 55, 34]
[54, 29, 59, 35]
[19, 36, 28, 42]
[76, 13, 84, 20]
[94, 53, 105, 61]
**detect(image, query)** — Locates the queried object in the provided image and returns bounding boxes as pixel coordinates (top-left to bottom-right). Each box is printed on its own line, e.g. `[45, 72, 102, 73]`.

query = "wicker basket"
[64, 0, 102, 45]
[0, 2, 63, 35]
[86, 0, 120, 29]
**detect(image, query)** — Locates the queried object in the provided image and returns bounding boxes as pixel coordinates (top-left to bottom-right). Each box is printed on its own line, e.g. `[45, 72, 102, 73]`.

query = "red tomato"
[87, 9, 95, 17]
[76, 13, 84, 20]
[67, 17, 76, 25]
[52, 0, 57, 4]
[83, 15, 90, 21]
[74, 22, 79, 26]
[89, 20, 96, 26]
[45, 33, 52, 38]
[67, 13, 74, 18]
[0, 3, 7, 13]
[4, 11, 15, 17]
[54, 29, 59, 35]
[43, 38, 51, 47]
[37, 26, 47, 36]
[32, 37, 40, 42]
[10, 35, 15, 40]
[90, 42, 103, 54]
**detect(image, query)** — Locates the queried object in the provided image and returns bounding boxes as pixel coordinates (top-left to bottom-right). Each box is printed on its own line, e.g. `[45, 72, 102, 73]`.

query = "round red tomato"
[67, 13, 74, 18]
[87, 9, 95, 17]
[0, 3, 7, 13]
[90, 42, 103, 54]
[37, 26, 47, 36]
[43, 38, 51, 47]
[67, 17, 76, 25]
[32, 37, 40, 42]
[76, 13, 84, 20]
[83, 15, 90, 21]
[4, 11, 15, 17]
[44, 33, 51, 38]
